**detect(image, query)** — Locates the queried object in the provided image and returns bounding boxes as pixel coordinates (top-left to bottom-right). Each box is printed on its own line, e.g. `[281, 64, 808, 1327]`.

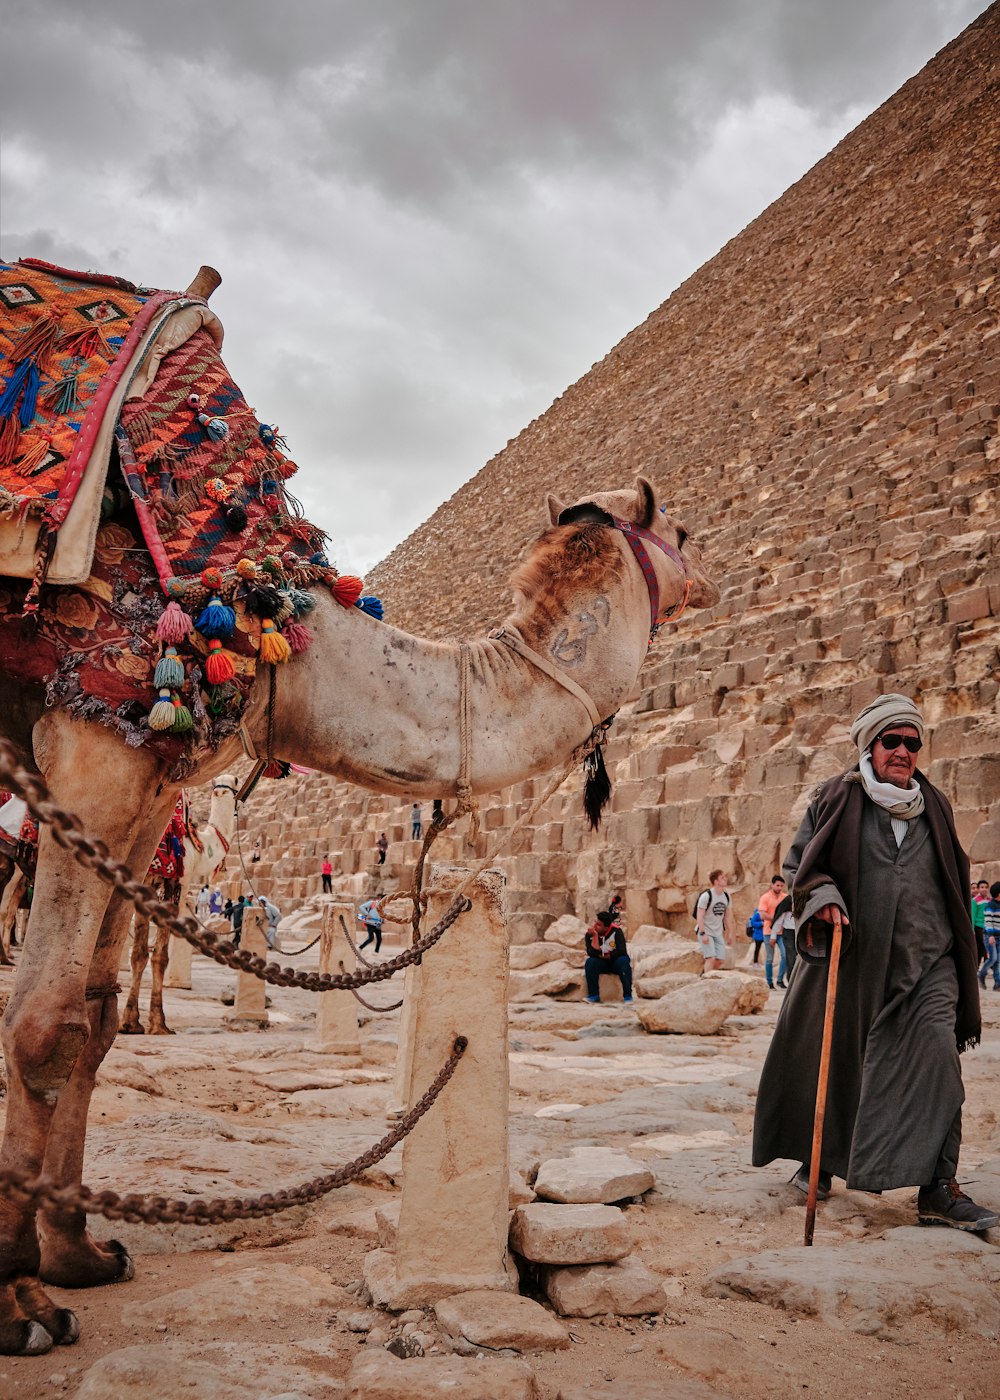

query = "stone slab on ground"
[635, 979, 743, 1035]
[510, 1202, 631, 1264]
[543, 1258, 666, 1316]
[509, 962, 582, 1001]
[648, 1147, 793, 1221]
[565, 1083, 747, 1136]
[346, 1349, 538, 1398]
[534, 1145, 655, 1203]
[364, 1246, 517, 1310]
[75, 1341, 343, 1399]
[510, 943, 566, 970]
[633, 943, 705, 978]
[558, 1379, 733, 1400]
[704, 1226, 1000, 1339]
[544, 914, 587, 945]
[434, 1288, 569, 1351]
[706, 970, 769, 1015]
[121, 1261, 342, 1332]
[635, 972, 700, 999]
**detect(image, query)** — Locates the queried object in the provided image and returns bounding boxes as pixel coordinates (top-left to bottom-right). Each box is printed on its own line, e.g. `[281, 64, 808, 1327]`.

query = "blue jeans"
[980, 934, 1000, 988]
[585, 955, 632, 1000]
[765, 936, 786, 986]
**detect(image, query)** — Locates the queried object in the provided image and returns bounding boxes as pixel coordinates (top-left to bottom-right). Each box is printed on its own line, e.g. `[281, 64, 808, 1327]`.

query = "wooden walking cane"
[804, 906, 844, 1246]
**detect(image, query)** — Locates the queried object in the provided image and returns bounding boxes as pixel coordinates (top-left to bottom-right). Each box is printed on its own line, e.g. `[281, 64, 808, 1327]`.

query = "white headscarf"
[858, 752, 925, 821]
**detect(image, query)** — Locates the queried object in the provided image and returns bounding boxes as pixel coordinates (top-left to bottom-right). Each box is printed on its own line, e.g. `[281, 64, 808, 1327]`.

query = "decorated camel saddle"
[0, 259, 381, 771]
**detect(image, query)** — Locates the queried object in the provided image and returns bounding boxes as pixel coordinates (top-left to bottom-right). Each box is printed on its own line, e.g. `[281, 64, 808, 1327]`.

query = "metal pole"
[804, 906, 843, 1246]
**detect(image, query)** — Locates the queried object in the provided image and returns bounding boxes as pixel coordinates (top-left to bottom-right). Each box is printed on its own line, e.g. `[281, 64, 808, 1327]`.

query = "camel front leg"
[146, 915, 175, 1035]
[119, 910, 151, 1034]
[0, 714, 164, 1355]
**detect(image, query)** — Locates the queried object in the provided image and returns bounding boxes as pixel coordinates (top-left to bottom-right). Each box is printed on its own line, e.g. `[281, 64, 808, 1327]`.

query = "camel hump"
[184, 265, 222, 300]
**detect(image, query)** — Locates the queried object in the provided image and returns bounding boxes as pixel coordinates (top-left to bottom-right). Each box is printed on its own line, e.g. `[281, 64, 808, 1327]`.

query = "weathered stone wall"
[225, 6, 1000, 936]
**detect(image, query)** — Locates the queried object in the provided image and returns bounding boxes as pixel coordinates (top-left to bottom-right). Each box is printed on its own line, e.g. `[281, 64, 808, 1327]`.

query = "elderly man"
[752, 694, 997, 1232]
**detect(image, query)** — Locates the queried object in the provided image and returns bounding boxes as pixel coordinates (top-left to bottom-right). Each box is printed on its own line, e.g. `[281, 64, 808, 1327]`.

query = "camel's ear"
[547, 492, 568, 525]
[634, 476, 656, 529]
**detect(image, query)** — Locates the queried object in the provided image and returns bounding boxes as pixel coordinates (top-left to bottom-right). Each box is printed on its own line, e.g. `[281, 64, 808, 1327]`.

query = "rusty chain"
[0, 1037, 466, 1223]
[0, 739, 469, 992]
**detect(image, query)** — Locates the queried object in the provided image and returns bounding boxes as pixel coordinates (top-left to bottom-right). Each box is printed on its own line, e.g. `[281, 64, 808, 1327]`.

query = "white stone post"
[312, 899, 361, 1062]
[365, 865, 514, 1307]
[229, 906, 268, 1026]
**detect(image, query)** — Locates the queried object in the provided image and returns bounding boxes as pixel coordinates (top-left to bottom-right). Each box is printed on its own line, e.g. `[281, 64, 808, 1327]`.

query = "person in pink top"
[321, 855, 333, 894]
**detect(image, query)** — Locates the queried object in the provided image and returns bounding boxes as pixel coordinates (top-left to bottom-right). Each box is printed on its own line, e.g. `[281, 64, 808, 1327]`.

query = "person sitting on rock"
[584, 910, 633, 1004]
[752, 692, 998, 1232]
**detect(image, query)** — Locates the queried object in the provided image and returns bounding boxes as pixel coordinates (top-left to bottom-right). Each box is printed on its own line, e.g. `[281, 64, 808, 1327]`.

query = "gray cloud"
[1, 0, 989, 571]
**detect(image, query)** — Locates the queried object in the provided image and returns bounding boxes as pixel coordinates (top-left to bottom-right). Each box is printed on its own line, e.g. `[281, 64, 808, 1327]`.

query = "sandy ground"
[1, 937, 999, 1400]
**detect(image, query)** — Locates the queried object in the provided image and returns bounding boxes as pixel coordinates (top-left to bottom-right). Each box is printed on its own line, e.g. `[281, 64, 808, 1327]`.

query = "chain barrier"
[0, 739, 469, 993]
[0, 1037, 466, 1224]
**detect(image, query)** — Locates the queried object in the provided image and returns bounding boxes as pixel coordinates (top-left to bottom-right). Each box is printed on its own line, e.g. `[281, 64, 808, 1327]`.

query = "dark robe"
[752, 768, 979, 1191]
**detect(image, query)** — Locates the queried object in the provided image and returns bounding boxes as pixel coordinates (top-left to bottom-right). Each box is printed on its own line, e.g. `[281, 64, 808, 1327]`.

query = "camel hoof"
[119, 1022, 144, 1035]
[22, 1320, 54, 1355]
[148, 1025, 175, 1036]
[52, 1308, 80, 1345]
[108, 1240, 135, 1282]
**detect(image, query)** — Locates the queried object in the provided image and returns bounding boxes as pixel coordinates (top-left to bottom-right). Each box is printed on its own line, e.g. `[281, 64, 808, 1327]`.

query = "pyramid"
[243, 6, 1000, 934]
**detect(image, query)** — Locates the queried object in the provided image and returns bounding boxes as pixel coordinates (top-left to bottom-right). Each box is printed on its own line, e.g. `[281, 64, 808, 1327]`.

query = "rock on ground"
[75, 1341, 343, 1399]
[635, 971, 701, 999]
[533, 1145, 654, 1204]
[706, 970, 769, 1015]
[634, 978, 743, 1034]
[704, 1226, 1000, 1339]
[434, 1288, 569, 1351]
[510, 1202, 632, 1264]
[633, 942, 706, 978]
[543, 914, 587, 945]
[557, 1379, 734, 1400]
[509, 962, 582, 1001]
[121, 1262, 340, 1332]
[346, 1348, 538, 1398]
[510, 943, 566, 970]
[543, 1258, 666, 1316]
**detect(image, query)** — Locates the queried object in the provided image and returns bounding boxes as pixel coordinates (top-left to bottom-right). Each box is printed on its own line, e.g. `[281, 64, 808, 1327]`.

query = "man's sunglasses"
[877, 733, 922, 753]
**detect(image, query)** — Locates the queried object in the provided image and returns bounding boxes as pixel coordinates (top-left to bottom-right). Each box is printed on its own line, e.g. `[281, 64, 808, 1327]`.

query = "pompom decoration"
[356, 595, 384, 621]
[289, 588, 316, 615]
[333, 575, 364, 607]
[259, 618, 291, 664]
[204, 637, 236, 684]
[201, 567, 223, 590]
[154, 646, 185, 688]
[222, 502, 248, 532]
[186, 393, 201, 408]
[242, 581, 283, 618]
[195, 594, 236, 639]
[276, 458, 298, 479]
[155, 600, 193, 644]
[236, 558, 258, 580]
[204, 477, 231, 502]
[280, 551, 300, 569]
[165, 576, 188, 599]
[310, 551, 329, 567]
[282, 620, 313, 654]
[258, 423, 278, 448]
[149, 688, 177, 731]
[261, 555, 282, 576]
[170, 694, 194, 733]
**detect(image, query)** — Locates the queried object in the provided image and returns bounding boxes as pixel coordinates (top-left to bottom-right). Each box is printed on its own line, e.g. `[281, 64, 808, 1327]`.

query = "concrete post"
[385, 963, 419, 1119]
[312, 899, 362, 1062]
[365, 865, 513, 1308]
[165, 928, 193, 988]
[229, 906, 268, 1026]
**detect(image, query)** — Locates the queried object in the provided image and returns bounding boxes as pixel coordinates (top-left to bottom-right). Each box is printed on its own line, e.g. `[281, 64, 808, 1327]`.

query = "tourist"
[694, 871, 733, 972]
[321, 855, 333, 894]
[376, 832, 388, 865]
[972, 878, 989, 975]
[980, 881, 1000, 992]
[258, 895, 281, 949]
[758, 874, 788, 989]
[411, 803, 422, 840]
[250, 838, 261, 864]
[195, 884, 211, 920]
[746, 905, 765, 964]
[357, 895, 383, 953]
[210, 886, 223, 915]
[753, 693, 997, 1231]
[583, 909, 633, 1004]
[223, 897, 234, 924]
[231, 894, 249, 947]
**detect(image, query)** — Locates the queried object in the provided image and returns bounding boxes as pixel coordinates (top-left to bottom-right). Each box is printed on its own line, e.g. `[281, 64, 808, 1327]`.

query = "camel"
[0, 861, 25, 966]
[0, 463, 717, 1355]
[120, 775, 238, 1036]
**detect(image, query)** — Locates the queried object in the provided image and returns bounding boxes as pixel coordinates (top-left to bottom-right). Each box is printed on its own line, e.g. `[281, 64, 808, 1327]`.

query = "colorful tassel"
[195, 594, 236, 639]
[61, 323, 112, 361]
[149, 688, 176, 731]
[263, 759, 292, 779]
[170, 694, 194, 733]
[10, 308, 63, 367]
[156, 599, 194, 644]
[289, 588, 316, 616]
[0, 357, 41, 428]
[153, 646, 185, 689]
[44, 373, 81, 414]
[197, 413, 229, 441]
[259, 618, 291, 664]
[282, 621, 313, 654]
[0, 416, 21, 469]
[333, 574, 364, 607]
[356, 595, 384, 621]
[13, 434, 51, 477]
[241, 581, 282, 618]
[204, 638, 236, 684]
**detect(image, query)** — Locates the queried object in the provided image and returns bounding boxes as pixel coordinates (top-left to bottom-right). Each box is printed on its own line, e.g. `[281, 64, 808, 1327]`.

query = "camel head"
[545, 476, 720, 611]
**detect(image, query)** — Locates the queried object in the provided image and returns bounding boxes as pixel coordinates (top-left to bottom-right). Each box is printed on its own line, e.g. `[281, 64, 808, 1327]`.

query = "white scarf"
[859, 752, 925, 822]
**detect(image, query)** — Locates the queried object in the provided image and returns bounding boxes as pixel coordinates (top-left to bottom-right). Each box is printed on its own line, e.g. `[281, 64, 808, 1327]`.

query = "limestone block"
[376, 1200, 401, 1248]
[346, 1349, 539, 1399]
[634, 977, 743, 1035]
[509, 962, 582, 1001]
[543, 913, 587, 945]
[509, 943, 565, 970]
[76, 1342, 343, 1399]
[629, 923, 671, 944]
[635, 972, 700, 999]
[510, 1203, 631, 1265]
[434, 1288, 569, 1351]
[543, 1258, 666, 1317]
[633, 941, 705, 978]
[557, 1381, 733, 1400]
[707, 970, 768, 1015]
[533, 1147, 654, 1204]
[122, 1262, 339, 1333]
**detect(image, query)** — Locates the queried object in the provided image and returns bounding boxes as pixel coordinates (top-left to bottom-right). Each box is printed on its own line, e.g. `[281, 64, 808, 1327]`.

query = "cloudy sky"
[1, 0, 988, 573]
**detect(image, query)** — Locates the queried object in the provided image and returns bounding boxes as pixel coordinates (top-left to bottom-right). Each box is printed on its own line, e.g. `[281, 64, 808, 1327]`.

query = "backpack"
[746, 909, 764, 940]
[692, 889, 730, 919]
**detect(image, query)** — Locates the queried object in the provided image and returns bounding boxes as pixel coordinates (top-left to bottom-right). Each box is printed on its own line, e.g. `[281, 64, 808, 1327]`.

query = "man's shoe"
[979, 975, 987, 989]
[622, 995, 634, 1004]
[777, 979, 787, 988]
[792, 1164, 831, 1200]
[917, 1179, 999, 1232]
[585, 995, 600, 1004]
